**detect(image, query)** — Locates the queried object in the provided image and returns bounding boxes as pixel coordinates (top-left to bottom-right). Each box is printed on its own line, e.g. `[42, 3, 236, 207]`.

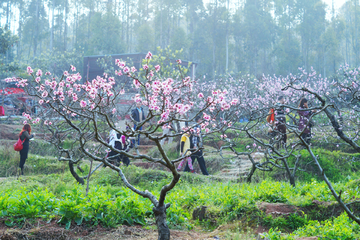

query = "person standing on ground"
[107, 129, 131, 166]
[174, 113, 188, 133]
[184, 115, 209, 175]
[298, 98, 315, 145]
[131, 102, 146, 146]
[275, 96, 287, 146]
[160, 122, 175, 145]
[19, 123, 34, 175]
[178, 132, 195, 173]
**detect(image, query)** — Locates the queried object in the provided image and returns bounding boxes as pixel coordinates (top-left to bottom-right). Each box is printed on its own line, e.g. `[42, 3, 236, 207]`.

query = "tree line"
[1, 0, 360, 79]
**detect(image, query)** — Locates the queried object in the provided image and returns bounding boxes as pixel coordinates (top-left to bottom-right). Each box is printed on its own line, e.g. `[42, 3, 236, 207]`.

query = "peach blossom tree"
[6, 52, 238, 240]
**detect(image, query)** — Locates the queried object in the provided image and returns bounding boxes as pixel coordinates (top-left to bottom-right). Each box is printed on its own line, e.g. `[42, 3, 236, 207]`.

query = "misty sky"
[324, 0, 347, 9]
[323, 0, 347, 11]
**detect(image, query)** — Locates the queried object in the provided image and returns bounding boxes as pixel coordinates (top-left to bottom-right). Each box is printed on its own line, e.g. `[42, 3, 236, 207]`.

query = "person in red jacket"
[18, 124, 34, 175]
[0, 106, 4, 116]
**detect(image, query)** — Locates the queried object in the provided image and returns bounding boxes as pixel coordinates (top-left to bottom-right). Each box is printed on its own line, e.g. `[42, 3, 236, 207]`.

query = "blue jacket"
[131, 107, 145, 123]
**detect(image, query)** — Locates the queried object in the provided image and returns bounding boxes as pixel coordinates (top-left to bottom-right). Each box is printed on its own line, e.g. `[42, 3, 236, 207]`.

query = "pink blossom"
[36, 69, 42, 77]
[133, 79, 141, 88]
[155, 65, 161, 72]
[27, 66, 33, 75]
[35, 77, 41, 83]
[177, 59, 182, 64]
[143, 64, 149, 70]
[123, 67, 130, 74]
[203, 112, 211, 121]
[198, 93, 204, 98]
[146, 51, 152, 59]
[112, 108, 117, 114]
[117, 61, 125, 68]
[71, 65, 76, 71]
[39, 99, 44, 105]
[63, 71, 69, 76]
[80, 100, 87, 108]
[42, 91, 48, 98]
[230, 99, 238, 105]
[131, 67, 137, 73]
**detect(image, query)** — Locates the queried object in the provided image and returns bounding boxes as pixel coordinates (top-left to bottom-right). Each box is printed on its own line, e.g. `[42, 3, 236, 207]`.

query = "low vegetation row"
[1, 163, 360, 239]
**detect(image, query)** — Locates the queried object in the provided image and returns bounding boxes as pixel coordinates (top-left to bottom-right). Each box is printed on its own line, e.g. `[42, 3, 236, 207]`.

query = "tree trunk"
[160, 0, 163, 48]
[153, 204, 170, 240]
[225, 0, 229, 73]
[17, 5, 23, 60]
[64, 0, 68, 51]
[282, 159, 295, 187]
[6, 0, 10, 28]
[33, 0, 39, 57]
[126, 0, 130, 51]
[69, 161, 85, 185]
[75, 5, 79, 47]
[246, 164, 256, 183]
[50, 1, 54, 51]
[289, 174, 295, 187]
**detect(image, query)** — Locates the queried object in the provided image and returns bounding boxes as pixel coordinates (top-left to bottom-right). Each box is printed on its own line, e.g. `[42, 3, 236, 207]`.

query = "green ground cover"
[2, 138, 360, 239]
[1, 166, 360, 239]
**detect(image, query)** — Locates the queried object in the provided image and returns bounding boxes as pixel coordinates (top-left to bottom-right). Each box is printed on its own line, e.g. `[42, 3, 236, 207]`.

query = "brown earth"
[0, 219, 225, 240]
[258, 202, 297, 216]
[0, 124, 22, 140]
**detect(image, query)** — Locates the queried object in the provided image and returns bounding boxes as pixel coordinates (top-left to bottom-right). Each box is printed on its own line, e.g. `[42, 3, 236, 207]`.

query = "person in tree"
[178, 132, 195, 173]
[131, 102, 146, 146]
[184, 115, 209, 175]
[298, 98, 315, 145]
[18, 123, 34, 175]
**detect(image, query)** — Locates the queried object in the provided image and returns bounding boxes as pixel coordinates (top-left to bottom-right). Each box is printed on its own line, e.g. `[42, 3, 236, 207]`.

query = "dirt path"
[219, 152, 264, 179]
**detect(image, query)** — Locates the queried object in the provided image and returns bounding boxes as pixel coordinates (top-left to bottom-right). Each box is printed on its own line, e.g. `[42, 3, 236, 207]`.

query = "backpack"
[266, 109, 275, 123]
[14, 137, 25, 151]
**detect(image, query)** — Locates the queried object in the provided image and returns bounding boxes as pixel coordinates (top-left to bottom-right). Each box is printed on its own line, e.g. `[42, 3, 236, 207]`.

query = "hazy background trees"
[1, 0, 359, 79]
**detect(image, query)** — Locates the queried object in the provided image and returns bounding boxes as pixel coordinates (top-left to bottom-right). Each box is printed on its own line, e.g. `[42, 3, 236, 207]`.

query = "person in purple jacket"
[298, 98, 316, 145]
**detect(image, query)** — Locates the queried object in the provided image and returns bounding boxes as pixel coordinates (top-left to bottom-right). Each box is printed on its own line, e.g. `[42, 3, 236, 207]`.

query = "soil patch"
[0, 219, 219, 240]
[0, 124, 23, 140]
[258, 202, 297, 216]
